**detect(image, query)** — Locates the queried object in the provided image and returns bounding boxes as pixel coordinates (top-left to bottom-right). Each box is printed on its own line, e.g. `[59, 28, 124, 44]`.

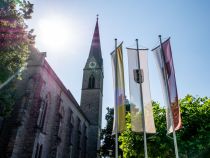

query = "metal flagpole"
[158, 35, 179, 158]
[114, 38, 118, 158]
[136, 39, 148, 158]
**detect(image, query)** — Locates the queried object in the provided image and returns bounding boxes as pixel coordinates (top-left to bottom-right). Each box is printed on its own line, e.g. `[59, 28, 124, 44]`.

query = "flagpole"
[158, 35, 179, 158]
[136, 39, 148, 158]
[114, 38, 119, 158]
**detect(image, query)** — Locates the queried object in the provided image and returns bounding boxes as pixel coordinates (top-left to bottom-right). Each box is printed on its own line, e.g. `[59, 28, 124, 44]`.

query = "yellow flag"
[111, 42, 126, 133]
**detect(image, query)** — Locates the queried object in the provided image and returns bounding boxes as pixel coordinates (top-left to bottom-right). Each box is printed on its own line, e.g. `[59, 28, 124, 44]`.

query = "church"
[0, 18, 103, 158]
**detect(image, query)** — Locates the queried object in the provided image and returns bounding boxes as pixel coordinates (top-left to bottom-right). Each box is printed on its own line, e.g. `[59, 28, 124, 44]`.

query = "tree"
[100, 103, 130, 157]
[119, 95, 210, 158]
[100, 107, 115, 157]
[101, 95, 210, 158]
[0, 0, 35, 117]
[0, 0, 34, 85]
[177, 95, 210, 157]
[119, 102, 174, 158]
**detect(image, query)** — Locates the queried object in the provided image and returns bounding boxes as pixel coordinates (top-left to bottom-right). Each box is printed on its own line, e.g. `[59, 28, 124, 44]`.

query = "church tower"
[80, 16, 103, 158]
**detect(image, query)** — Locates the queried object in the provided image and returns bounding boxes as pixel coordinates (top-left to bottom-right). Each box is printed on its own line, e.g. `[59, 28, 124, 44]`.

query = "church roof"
[88, 16, 102, 67]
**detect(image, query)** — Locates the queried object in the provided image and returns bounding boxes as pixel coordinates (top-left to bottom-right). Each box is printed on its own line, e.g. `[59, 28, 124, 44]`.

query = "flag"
[127, 48, 156, 133]
[111, 42, 126, 133]
[152, 38, 182, 133]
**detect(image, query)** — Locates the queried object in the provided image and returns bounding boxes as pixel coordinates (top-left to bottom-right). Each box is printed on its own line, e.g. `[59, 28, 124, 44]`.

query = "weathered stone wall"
[0, 48, 90, 158]
[80, 67, 103, 158]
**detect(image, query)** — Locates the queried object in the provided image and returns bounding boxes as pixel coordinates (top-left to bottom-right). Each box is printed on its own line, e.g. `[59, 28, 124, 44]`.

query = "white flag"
[127, 48, 156, 133]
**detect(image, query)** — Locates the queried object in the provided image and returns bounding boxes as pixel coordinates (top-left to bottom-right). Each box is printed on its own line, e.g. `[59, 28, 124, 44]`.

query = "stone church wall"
[0, 47, 90, 158]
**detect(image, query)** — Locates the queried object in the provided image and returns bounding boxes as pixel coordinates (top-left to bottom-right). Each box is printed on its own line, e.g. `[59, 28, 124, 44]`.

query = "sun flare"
[37, 16, 71, 50]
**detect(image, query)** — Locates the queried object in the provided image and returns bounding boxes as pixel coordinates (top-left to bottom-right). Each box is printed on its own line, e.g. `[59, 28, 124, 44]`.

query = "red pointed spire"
[89, 15, 102, 66]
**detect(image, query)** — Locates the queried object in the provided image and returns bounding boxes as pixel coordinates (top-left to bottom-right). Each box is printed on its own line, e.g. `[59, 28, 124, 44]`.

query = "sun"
[37, 16, 71, 50]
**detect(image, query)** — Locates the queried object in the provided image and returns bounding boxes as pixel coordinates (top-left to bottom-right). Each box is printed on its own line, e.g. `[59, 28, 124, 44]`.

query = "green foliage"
[100, 103, 130, 157]
[177, 95, 210, 157]
[0, 0, 35, 84]
[119, 103, 174, 158]
[0, 0, 34, 117]
[101, 95, 210, 158]
[119, 96, 210, 158]
[100, 107, 115, 156]
[0, 44, 28, 82]
[0, 83, 15, 117]
[119, 113, 144, 158]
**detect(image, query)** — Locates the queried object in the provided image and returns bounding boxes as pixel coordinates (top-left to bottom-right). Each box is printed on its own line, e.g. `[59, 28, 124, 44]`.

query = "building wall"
[0, 48, 90, 158]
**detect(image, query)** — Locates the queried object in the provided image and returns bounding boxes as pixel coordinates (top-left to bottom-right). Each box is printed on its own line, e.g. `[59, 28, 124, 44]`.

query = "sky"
[28, 0, 210, 127]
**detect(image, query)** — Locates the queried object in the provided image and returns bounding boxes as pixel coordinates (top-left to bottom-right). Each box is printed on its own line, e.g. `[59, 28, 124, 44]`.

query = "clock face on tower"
[89, 61, 96, 68]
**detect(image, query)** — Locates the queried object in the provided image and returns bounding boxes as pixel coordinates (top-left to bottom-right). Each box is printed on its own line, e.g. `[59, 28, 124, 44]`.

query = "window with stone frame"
[88, 74, 95, 89]
[69, 112, 74, 158]
[58, 105, 65, 139]
[34, 143, 43, 158]
[37, 97, 48, 132]
[68, 109, 73, 143]
[77, 118, 82, 156]
[80, 123, 88, 158]
[84, 125, 88, 158]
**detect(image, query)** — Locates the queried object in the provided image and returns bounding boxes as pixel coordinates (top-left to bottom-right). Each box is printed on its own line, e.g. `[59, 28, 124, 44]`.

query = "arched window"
[34, 143, 43, 158]
[37, 94, 50, 131]
[88, 75, 95, 89]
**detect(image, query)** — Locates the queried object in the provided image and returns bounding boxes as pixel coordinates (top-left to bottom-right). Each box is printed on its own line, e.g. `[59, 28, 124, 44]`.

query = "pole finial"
[96, 14, 99, 21]
[158, 35, 162, 44]
[158, 35, 162, 41]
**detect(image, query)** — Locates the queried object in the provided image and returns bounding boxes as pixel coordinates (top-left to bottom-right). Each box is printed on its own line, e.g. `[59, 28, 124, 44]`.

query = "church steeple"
[80, 16, 103, 158]
[88, 15, 102, 67]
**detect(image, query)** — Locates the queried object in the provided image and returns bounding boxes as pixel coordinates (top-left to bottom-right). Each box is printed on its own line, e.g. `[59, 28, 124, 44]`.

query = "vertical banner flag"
[111, 42, 126, 133]
[152, 38, 182, 133]
[127, 48, 156, 133]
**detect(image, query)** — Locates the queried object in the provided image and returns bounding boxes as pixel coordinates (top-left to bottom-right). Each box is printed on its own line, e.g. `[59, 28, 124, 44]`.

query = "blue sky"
[28, 0, 210, 126]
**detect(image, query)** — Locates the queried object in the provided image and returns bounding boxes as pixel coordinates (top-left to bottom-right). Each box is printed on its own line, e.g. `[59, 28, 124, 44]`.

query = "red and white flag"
[152, 38, 182, 133]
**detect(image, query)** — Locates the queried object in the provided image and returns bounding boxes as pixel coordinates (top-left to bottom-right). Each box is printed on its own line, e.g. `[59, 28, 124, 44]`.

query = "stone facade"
[0, 47, 90, 158]
[0, 18, 103, 158]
